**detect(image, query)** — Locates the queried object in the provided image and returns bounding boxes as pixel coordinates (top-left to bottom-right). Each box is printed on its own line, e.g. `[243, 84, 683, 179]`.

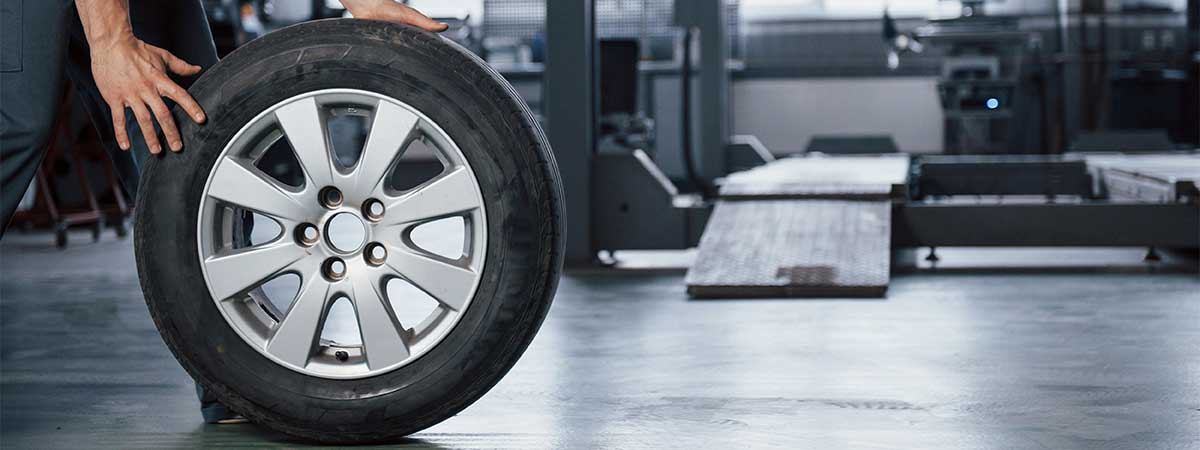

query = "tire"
[134, 19, 563, 444]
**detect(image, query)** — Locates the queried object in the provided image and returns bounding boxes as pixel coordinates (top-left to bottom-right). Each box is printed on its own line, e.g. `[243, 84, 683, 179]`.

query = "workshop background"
[2, 0, 1198, 449]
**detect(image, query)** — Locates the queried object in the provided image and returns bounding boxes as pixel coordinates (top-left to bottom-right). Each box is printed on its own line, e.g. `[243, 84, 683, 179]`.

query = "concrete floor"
[1, 230, 1198, 449]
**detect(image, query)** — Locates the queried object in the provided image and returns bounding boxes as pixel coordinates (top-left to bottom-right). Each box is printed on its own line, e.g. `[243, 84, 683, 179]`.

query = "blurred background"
[3, 2, 1198, 448]
[208, 0, 1197, 157]
[16, 0, 1197, 246]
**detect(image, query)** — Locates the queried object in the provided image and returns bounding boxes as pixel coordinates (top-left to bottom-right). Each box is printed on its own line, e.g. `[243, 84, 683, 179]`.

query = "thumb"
[404, 10, 449, 32]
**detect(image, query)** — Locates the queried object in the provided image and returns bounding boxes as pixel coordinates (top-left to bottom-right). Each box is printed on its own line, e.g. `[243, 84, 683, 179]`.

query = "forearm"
[76, 0, 136, 52]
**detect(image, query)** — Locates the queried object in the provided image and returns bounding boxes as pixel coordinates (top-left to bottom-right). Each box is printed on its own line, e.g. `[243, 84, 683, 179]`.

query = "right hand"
[90, 36, 206, 154]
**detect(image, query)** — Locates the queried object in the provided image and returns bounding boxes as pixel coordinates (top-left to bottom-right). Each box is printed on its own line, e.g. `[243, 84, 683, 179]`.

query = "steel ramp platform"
[686, 155, 910, 298]
[1083, 153, 1200, 203]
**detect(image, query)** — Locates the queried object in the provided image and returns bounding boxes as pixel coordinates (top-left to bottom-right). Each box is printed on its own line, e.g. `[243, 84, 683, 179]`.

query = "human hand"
[341, 0, 449, 32]
[90, 37, 206, 153]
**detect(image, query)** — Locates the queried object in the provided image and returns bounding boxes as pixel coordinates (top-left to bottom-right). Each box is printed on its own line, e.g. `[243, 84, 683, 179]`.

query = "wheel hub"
[324, 212, 367, 254]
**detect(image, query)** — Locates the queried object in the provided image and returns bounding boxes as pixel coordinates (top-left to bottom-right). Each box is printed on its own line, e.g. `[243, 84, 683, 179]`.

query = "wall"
[730, 77, 945, 154]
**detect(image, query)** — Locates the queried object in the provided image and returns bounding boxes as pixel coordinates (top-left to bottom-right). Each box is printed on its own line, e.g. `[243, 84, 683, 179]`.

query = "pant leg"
[61, 8, 143, 198]
[122, 0, 220, 183]
[132, 0, 220, 85]
[126, 0, 227, 419]
[0, 0, 73, 238]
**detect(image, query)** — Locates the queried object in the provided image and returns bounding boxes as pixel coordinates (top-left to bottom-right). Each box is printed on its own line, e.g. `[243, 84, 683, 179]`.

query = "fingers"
[112, 91, 197, 154]
[402, 9, 449, 32]
[145, 94, 182, 152]
[110, 102, 130, 151]
[130, 102, 162, 154]
[95, 40, 205, 156]
[159, 80, 205, 124]
[157, 47, 202, 77]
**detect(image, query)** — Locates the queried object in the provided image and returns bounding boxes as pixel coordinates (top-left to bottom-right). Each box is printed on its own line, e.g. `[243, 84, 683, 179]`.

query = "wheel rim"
[197, 89, 487, 379]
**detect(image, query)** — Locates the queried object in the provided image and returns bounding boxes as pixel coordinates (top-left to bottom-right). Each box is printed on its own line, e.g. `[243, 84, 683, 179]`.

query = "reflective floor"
[2, 230, 1198, 449]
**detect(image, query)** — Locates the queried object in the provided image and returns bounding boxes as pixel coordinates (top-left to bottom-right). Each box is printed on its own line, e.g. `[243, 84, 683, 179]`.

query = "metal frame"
[546, 0, 732, 265]
[544, 2, 1199, 272]
[592, 150, 708, 251]
[545, 0, 597, 265]
[894, 203, 1199, 248]
[674, 0, 731, 181]
[913, 155, 1094, 198]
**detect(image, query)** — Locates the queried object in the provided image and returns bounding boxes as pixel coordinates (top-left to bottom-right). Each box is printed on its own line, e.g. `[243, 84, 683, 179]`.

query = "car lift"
[543, 1, 1199, 298]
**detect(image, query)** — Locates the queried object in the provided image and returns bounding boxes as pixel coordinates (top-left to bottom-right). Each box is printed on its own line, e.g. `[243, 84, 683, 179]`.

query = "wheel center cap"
[325, 212, 366, 253]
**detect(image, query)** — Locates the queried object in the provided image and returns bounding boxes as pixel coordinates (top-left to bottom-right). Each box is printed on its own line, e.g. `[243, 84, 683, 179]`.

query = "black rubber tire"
[134, 19, 563, 444]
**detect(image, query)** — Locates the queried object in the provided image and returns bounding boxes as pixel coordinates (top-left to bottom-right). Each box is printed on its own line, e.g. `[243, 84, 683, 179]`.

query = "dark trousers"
[0, 0, 227, 419]
[0, 0, 218, 236]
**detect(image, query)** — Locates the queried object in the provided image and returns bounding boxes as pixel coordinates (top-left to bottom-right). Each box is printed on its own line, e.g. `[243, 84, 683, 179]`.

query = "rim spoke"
[276, 97, 336, 189]
[381, 168, 480, 227]
[349, 273, 410, 369]
[385, 244, 476, 311]
[266, 274, 332, 367]
[207, 157, 310, 222]
[346, 101, 419, 200]
[203, 242, 308, 300]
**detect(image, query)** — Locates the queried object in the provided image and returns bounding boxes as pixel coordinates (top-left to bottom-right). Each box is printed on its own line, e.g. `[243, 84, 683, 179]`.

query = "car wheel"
[134, 19, 564, 444]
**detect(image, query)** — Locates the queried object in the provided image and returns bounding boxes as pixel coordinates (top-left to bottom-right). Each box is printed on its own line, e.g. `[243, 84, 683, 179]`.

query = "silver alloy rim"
[197, 89, 486, 379]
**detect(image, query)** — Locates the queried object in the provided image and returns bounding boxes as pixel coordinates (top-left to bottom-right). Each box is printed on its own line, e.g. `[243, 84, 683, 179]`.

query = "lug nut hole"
[319, 187, 343, 209]
[363, 199, 385, 222]
[295, 223, 319, 246]
[322, 257, 347, 281]
[365, 242, 387, 266]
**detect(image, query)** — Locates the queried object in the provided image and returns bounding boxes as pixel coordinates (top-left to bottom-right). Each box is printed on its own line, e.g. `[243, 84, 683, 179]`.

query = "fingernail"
[119, 142, 129, 150]
[151, 145, 161, 153]
[195, 113, 205, 122]
[171, 141, 182, 151]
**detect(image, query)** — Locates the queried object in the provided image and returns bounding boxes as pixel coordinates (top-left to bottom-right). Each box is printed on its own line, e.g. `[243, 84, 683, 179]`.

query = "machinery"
[542, 0, 1199, 297]
[915, 9, 1040, 154]
[134, 20, 563, 443]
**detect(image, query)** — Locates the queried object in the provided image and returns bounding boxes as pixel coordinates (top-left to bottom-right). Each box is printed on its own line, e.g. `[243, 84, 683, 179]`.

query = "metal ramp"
[686, 156, 910, 298]
[1083, 153, 1200, 203]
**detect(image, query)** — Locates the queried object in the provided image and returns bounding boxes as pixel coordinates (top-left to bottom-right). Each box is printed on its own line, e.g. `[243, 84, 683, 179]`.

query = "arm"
[341, 0, 450, 32]
[78, 0, 444, 154]
[77, 0, 205, 154]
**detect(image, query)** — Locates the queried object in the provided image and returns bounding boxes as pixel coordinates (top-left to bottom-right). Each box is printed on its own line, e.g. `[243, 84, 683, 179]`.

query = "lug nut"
[364, 242, 387, 266]
[322, 257, 347, 281]
[362, 198, 385, 222]
[295, 223, 319, 246]
[319, 186, 343, 209]
[335, 350, 349, 362]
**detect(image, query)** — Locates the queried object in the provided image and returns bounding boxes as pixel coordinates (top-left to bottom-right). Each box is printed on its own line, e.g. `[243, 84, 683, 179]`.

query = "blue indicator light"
[986, 98, 1000, 110]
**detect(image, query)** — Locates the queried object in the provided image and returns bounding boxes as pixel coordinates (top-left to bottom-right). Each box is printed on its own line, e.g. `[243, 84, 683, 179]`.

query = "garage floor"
[1, 231, 1198, 449]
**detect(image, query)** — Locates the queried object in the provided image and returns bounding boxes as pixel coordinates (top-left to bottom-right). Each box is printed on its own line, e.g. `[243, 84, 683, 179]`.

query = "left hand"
[340, 0, 449, 32]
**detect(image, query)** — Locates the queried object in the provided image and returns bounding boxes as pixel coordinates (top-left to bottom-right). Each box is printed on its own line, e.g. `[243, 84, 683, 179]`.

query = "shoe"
[202, 400, 250, 425]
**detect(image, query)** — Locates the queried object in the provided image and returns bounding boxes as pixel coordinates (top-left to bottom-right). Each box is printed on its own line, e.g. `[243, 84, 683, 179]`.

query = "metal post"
[545, 0, 597, 265]
[696, 0, 729, 181]
[674, 0, 730, 183]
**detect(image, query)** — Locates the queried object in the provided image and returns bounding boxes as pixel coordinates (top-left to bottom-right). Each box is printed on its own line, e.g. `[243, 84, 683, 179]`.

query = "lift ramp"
[686, 155, 910, 298]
